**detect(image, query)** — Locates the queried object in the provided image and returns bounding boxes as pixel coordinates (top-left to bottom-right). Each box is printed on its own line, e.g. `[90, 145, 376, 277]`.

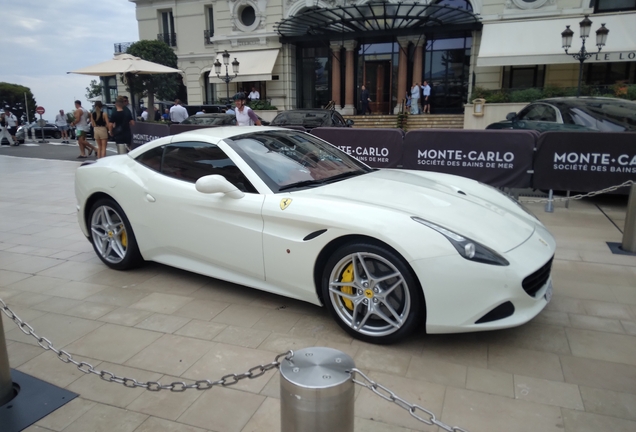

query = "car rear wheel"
[88, 199, 143, 270]
[53, 131, 62, 139]
[321, 242, 423, 344]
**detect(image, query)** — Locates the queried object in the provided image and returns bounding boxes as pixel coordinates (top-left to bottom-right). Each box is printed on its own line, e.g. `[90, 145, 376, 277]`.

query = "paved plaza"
[1, 154, 635, 432]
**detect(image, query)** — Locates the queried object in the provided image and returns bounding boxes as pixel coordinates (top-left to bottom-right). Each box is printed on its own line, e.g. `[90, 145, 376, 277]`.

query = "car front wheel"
[321, 242, 423, 344]
[53, 131, 62, 139]
[88, 199, 143, 270]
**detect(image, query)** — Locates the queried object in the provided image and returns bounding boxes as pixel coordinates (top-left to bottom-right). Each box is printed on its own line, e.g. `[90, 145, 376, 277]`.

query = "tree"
[125, 40, 180, 120]
[0, 82, 37, 122]
[85, 79, 103, 100]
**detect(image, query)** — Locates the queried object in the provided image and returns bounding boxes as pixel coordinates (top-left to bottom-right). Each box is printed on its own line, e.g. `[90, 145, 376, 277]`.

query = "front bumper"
[412, 224, 556, 334]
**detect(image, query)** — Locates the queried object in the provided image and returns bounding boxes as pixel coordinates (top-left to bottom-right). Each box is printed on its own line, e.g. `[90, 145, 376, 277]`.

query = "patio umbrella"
[68, 54, 183, 118]
[69, 54, 182, 76]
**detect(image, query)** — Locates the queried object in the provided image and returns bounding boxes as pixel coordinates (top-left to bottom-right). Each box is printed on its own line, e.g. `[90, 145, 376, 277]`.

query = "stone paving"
[1, 154, 635, 432]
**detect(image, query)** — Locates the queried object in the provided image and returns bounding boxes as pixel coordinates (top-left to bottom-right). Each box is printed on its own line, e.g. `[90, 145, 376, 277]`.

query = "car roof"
[537, 97, 636, 106]
[128, 126, 298, 157]
[186, 113, 232, 118]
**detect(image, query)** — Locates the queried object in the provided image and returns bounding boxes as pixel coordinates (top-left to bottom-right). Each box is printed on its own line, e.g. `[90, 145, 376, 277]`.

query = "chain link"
[0, 298, 293, 391]
[350, 368, 470, 432]
[521, 180, 634, 204]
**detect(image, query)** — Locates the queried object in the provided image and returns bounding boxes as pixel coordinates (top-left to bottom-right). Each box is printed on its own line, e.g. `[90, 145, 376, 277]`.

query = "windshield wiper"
[278, 171, 365, 191]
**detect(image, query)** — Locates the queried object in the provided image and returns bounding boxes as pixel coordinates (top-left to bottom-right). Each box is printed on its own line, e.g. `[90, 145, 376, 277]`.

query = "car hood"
[298, 169, 536, 253]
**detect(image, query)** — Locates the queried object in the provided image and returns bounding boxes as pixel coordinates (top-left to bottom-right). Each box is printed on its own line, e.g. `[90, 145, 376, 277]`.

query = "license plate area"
[544, 280, 553, 303]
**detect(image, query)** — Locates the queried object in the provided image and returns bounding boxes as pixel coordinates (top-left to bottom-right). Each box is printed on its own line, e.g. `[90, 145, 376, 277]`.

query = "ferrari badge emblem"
[280, 198, 292, 210]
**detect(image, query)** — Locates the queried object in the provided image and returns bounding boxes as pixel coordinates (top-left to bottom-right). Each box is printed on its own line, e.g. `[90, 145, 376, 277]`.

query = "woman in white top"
[233, 93, 261, 126]
[55, 109, 70, 143]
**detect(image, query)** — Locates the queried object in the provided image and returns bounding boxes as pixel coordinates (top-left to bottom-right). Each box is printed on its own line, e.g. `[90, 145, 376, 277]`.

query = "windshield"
[183, 115, 234, 126]
[271, 111, 330, 127]
[226, 130, 371, 192]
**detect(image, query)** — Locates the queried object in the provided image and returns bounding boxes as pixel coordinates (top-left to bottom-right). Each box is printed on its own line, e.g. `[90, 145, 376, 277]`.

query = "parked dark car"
[486, 97, 636, 132]
[270, 109, 354, 131]
[181, 113, 271, 126]
[22, 122, 62, 140]
[184, 104, 227, 116]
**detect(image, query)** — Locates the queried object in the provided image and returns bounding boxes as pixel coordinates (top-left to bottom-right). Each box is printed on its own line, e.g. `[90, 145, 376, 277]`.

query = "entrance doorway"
[363, 61, 392, 114]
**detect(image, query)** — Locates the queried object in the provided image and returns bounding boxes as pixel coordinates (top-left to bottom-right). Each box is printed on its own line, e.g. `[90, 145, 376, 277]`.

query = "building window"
[434, 0, 473, 11]
[240, 6, 256, 26]
[159, 10, 176, 47]
[502, 65, 545, 89]
[207, 7, 214, 37]
[594, 0, 636, 12]
[585, 62, 634, 85]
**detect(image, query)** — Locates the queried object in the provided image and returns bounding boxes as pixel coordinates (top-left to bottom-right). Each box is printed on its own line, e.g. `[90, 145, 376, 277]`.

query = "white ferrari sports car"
[75, 126, 556, 343]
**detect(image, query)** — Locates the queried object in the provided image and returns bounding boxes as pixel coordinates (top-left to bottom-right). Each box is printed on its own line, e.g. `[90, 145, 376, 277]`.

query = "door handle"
[145, 193, 156, 202]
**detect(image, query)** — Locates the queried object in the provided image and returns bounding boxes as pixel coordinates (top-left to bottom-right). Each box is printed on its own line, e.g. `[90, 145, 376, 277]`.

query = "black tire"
[88, 198, 143, 270]
[321, 241, 424, 344]
[53, 131, 62, 139]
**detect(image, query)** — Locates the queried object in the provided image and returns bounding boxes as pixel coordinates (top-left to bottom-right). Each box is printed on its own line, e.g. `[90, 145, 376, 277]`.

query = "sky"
[0, 0, 139, 121]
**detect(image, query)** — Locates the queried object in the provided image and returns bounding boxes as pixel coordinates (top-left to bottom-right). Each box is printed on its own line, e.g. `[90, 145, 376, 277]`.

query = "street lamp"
[561, 15, 609, 98]
[214, 50, 240, 103]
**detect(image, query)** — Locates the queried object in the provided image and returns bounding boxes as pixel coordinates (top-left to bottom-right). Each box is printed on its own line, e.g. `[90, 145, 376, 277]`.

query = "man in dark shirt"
[360, 86, 371, 115]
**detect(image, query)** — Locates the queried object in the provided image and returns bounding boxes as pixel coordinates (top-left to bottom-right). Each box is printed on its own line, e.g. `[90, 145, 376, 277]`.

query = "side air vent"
[303, 229, 327, 241]
[522, 257, 553, 297]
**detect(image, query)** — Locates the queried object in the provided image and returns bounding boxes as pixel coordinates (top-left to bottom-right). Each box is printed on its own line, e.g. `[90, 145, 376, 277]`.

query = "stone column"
[341, 40, 357, 115]
[330, 42, 343, 108]
[395, 37, 410, 114]
[412, 39, 424, 87]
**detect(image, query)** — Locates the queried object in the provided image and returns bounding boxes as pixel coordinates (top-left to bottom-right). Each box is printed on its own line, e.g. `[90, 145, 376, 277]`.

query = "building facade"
[128, 0, 636, 114]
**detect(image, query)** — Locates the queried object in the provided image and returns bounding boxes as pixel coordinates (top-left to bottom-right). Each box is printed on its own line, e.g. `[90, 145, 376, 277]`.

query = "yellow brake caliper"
[340, 263, 354, 310]
[120, 225, 127, 248]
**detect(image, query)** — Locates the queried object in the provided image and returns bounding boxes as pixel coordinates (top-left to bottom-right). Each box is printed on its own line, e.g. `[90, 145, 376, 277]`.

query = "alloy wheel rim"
[90, 205, 128, 264]
[328, 252, 411, 337]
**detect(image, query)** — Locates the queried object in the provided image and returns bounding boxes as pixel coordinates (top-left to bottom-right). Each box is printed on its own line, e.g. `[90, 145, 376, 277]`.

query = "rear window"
[271, 111, 330, 127]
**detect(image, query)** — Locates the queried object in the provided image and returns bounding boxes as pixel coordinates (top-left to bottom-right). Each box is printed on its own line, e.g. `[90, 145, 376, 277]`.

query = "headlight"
[412, 217, 509, 266]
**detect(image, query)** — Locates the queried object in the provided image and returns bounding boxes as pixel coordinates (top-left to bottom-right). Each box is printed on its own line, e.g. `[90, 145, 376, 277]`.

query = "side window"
[135, 146, 164, 172]
[519, 104, 556, 122]
[160, 141, 257, 193]
[332, 113, 345, 126]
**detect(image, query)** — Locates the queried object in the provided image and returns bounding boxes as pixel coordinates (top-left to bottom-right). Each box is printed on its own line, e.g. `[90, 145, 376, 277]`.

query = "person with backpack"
[90, 101, 110, 158]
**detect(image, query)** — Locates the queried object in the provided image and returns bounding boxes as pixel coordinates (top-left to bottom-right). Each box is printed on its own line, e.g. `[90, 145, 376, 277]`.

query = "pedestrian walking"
[0, 110, 15, 145]
[140, 108, 148, 121]
[109, 96, 135, 151]
[422, 81, 431, 114]
[90, 101, 109, 159]
[410, 83, 420, 115]
[360, 85, 371, 115]
[72, 100, 96, 158]
[169, 99, 188, 124]
[55, 109, 70, 143]
[3, 107, 19, 145]
[233, 93, 261, 126]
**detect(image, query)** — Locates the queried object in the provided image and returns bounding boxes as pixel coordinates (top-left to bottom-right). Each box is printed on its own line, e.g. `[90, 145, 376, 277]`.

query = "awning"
[276, 1, 481, 43]
[477, 13, 636, 67]
[209, 49, 280, 83]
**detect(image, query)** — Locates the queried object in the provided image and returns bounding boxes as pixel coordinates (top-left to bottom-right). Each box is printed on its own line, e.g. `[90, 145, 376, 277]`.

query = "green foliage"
[0, 82, 37, 120]
[472, 85, 636, 104]
[125, 40, 180, 106]
[248, 100, 277, 110]
[85, 79, 103, 100]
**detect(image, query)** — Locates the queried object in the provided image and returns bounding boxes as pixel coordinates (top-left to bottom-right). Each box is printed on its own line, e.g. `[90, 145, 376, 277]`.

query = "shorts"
[58, 125, 69, 131]
[8, 126, 17, 136]
[76, 129, 86, 137]
[94, 126, 108, 140]
[422, 98, 430, 106]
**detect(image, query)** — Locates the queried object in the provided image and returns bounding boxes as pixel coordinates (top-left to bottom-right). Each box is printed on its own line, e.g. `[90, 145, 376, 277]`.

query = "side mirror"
[506, 112, 517, 121]
[195, 175, 244, 199]
[345, 119, 354, 126]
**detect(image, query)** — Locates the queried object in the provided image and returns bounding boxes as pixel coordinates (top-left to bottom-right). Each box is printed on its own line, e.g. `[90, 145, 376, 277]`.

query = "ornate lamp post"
[214, 50, 240, 103]
[561, 15, 609, 98]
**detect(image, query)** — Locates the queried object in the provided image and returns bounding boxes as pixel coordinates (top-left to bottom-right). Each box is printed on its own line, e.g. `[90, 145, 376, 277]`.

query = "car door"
[132, 140, 266, 280]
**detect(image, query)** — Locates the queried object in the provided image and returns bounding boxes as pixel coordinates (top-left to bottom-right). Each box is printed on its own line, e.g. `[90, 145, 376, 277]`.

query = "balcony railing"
[114, 42, 135, 54]
[158, 33, 177, 47]
[204, 30, 214, 45]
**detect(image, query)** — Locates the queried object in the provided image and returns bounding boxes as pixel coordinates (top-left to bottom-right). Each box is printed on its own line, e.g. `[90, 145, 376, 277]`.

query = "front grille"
[522, 256, 553, 297]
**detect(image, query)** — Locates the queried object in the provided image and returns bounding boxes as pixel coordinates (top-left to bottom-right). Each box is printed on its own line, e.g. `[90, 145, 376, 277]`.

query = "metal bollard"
[116, 144, 128, 154]
[544, 189, 554, 213]
[622, 183, 636, 253]
[280, 347, 355, 432]
[0, 314, 15, 406]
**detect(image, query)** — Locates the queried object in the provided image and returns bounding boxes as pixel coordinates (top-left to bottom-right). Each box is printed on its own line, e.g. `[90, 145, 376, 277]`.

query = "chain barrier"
[520, 180, 634, 204]
[0, 298, 292, 391]
[350, 368, 469, 432]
